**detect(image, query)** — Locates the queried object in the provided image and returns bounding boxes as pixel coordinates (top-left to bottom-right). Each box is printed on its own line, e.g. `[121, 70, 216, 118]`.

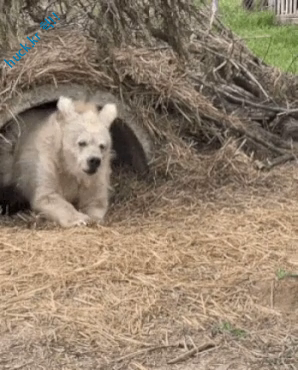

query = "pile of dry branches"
[1, 0, 298, 172]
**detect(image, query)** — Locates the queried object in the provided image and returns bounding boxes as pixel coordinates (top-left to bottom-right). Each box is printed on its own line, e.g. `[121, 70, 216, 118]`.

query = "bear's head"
[56, 96, 117, 177]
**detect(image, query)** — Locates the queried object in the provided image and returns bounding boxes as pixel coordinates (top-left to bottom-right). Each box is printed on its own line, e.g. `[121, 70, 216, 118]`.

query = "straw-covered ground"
[0, 1, 298, 369]
[1, 143, 298, 370]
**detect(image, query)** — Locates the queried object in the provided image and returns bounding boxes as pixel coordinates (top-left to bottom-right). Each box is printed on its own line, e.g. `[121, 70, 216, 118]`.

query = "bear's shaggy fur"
[1, 96, 117, 227]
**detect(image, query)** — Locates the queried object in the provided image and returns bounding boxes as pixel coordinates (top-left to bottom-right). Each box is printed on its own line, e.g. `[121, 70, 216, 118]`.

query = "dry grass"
[1, 144, 298, 370]
[1, 24, 298, 168]
[0, 31, 112, 96]
[1, 3, 298, 368]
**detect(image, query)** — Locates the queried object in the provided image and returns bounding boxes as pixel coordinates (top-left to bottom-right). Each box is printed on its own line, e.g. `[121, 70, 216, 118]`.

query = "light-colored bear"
[9, 96, 117, 228]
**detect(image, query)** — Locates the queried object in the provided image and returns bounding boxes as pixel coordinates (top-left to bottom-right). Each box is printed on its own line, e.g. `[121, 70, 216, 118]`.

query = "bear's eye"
[99, 144, 106, 150]
[78, 141, 87, 147]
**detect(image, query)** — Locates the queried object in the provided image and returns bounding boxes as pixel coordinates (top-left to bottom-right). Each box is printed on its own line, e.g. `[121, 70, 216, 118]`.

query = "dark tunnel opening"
[0, 100, 150, 215]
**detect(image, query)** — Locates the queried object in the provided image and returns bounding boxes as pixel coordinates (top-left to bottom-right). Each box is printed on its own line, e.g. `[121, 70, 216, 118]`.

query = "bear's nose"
[88, 157, 101, 170]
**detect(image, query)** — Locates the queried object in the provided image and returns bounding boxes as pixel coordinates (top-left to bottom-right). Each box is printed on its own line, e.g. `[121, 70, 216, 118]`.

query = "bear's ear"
[98, 103, 117, 129]
[57, 96, 75, 118]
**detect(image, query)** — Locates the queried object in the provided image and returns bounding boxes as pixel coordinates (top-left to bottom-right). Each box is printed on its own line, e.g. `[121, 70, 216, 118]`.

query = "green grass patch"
[276, 268, 298, 280]
[214, 321, 248, 338]
[218, 0, 298, 74]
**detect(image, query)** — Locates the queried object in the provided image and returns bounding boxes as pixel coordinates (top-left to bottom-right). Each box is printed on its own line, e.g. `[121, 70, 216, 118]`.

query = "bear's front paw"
[73, 212, 92, 226]
[85, 207, 107, 223]
[61, 212, 91, 228]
